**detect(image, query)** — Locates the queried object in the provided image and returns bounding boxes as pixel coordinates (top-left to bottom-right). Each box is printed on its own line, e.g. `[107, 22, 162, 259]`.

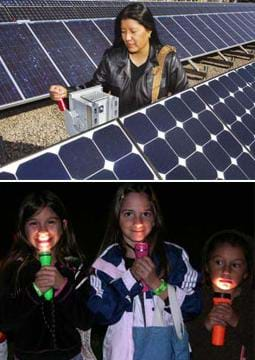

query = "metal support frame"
[185, 59, 208, 79]
[223, 45, 254, 60]
[199, 51, 233, 68]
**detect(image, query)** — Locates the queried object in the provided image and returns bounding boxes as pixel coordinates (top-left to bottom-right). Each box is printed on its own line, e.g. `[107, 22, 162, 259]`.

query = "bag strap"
[168, 285, 185, 340]
[151, 45, 176, 103]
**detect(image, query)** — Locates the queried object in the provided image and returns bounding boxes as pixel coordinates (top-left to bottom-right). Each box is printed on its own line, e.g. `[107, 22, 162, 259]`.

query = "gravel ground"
[0, 50, 254, 168]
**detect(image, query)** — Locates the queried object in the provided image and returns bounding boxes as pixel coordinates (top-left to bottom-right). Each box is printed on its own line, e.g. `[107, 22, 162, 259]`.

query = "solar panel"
[155, 18, 191, 60]
[29, 21, 96, 86]
[0, 121, 159, 180]
[0, 59, 23, 106]
[0, 23, 65, 101]
[170, 15, 217, 54]
[120, 88, 255, 180]
[94, 19, 115, 44]
[195, 65, 255, 159]
[66, 20, 111, 65]
[158, 17, 204, 58]
[0, 5, 255, 110]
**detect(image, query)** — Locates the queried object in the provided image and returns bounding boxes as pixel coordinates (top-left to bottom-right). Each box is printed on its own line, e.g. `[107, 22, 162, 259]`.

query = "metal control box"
[64, 85, 119, 136]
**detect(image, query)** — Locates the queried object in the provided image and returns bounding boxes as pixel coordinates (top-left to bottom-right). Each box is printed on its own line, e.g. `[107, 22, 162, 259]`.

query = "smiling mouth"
[219, 279, 233, 285]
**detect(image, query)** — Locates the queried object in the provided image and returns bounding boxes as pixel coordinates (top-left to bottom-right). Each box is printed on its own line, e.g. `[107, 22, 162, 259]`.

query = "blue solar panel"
[30, 21, 96, 86]
[195, 67, 255, 158]
[172, 15, 217, 54]
[66, 20, 111, 65]
[0, 121, 159, 180]
[183, 15, 227, 50]
[0, 60, 22, 107]
[94, 19, 114, 44]
[199, 14, 236, 48]
[120, 88, 255, 180]
[220, 13, 253, 43]
[155, 19, 190, 60]
[158, 17, 204, 57]
[210, 14, 246, 44]
[0, 23, 65, 98]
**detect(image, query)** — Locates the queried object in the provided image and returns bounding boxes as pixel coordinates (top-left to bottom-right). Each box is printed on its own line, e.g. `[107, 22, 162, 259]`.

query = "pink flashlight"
[135, 242, 150, 292]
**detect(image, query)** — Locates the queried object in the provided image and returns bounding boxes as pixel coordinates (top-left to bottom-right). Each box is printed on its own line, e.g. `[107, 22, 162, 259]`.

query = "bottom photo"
[0, 183, 254, 360]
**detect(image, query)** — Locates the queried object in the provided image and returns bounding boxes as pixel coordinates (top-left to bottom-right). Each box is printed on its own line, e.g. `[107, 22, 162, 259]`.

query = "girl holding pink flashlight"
[0, 190, 92, 360]
[87, 183, 201, 360]
[187, 229, 254, 360]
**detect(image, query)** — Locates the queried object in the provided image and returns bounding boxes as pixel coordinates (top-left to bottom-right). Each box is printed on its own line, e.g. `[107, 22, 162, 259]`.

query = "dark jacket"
[186, 283, 254, 360]
[0, 258, 92, 360]
[73, 44, 188, 116]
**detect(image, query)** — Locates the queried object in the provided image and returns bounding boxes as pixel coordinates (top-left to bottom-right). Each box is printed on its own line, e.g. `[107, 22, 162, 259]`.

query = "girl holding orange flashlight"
[187, 229, 254, 360]
[0, 190, 93, 360]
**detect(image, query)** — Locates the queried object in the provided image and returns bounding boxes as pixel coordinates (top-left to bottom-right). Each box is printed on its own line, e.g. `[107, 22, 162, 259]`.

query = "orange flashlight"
[212, 292, 232, 346]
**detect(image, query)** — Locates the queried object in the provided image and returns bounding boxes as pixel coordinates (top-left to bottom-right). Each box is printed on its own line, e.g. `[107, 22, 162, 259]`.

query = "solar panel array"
[1, 61, 255, 180]
[1, 4, 255, 110]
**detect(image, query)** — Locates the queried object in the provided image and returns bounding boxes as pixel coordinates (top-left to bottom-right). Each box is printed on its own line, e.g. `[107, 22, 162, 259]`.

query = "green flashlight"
[38, 232, 53, 301]
[39, 251, 53, 301]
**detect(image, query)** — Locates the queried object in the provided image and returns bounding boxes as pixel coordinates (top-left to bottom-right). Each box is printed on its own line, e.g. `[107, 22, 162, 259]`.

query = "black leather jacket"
[79, 44, 188, 116]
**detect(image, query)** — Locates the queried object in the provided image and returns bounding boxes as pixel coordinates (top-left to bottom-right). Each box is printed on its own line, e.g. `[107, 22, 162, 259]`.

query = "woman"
[49, 3, 188, 116]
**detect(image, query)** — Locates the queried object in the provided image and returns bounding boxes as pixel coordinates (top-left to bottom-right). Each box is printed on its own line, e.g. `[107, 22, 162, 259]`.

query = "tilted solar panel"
[66, 20, 111, 66]
[94, 18, 115, 44]
[0, 60, 23, 106]
[0, 121, 159, 180]
[29, 21, 97, 86]
[120, 88, 255, 180]
[195, 64, 255, 159]
[0, 23, 65, 101]
[158, 17, 205, 58]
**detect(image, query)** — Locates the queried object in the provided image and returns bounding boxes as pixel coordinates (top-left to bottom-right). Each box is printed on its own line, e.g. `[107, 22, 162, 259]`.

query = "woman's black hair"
[113, 2, 162, 48]
[98, 183, 170, 278]
[202, 229, 253, 287]
[2, 190, 84, 271]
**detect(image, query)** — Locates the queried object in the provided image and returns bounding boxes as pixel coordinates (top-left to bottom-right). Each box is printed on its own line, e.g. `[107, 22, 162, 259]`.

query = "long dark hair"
[113, 2, 161, 48]
[98, 183, 170, 277]
[1, 190, 84, 271]
[202, 229, 253, 287]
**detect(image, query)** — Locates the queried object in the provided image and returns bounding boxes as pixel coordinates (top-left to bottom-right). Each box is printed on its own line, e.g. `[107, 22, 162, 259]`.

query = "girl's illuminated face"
[25, 206, 66, 253]
[121, 19, 152, 54]
[119, 192, 155, 247]
[207, 243, 248, 293]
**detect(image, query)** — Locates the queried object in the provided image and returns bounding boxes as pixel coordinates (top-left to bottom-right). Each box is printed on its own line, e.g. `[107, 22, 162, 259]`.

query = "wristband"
[152, 279, 168, 296]
[33, 282, 43, 297]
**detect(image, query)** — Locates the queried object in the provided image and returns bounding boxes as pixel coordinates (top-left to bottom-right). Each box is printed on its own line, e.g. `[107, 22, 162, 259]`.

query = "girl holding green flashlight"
[0, 190, 92, 360]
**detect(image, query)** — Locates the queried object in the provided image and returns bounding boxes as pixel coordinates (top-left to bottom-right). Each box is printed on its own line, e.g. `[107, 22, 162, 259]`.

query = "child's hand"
[131, 257, 160, 289]
[34, 266, 67, 293]
[205, 303, 239, 331]
[219, 303, 239, 328]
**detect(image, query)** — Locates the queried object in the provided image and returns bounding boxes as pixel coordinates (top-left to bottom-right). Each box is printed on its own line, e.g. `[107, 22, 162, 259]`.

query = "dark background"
[0, 182, 254, 271]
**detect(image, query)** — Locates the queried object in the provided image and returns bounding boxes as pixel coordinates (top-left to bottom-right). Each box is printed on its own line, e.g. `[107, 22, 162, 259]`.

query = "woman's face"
[25, 206, 66, 254]
[121, 19, 152, 54]
[207, 243, 248, 294]
[119, 192, 155, 247]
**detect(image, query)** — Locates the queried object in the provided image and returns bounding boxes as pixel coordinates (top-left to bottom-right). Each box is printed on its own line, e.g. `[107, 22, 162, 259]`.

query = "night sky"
[0, 182, 254, 270]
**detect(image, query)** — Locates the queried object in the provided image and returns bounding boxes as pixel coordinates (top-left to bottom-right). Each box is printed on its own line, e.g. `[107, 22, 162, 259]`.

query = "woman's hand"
[205, 303, 239, 331]
[34, 266, 67, 293]
[49, 85, 68, 101]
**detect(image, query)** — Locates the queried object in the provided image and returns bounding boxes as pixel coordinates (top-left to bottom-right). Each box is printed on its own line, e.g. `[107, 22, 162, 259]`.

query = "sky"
[0, 182, 254, 270]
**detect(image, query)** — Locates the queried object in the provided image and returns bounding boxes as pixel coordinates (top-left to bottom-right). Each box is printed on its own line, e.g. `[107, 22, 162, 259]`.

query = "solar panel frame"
[29, 21, 97, 86]
[0, 22, 66, 105]
[0, 120, 160, 180]
[119, 87, 255, 180]
[194, 64, 255, 159]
